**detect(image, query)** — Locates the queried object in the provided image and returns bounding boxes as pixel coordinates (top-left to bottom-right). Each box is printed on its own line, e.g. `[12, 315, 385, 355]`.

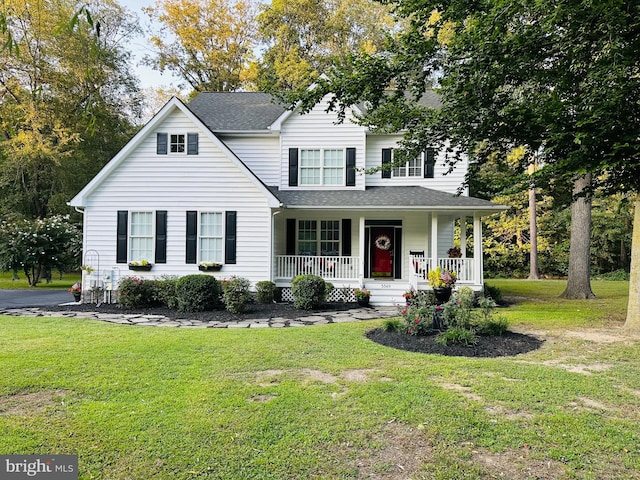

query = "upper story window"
[157, 132, 199, 155]
[382, 148, 436, 179]
[300, 149, 344, 186]
[170, 134, 185, 153]
[289, 147, 356, 187]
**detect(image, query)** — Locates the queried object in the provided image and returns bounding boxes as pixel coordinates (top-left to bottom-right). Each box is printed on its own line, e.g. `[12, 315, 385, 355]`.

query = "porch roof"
[268, 186, 506, 214]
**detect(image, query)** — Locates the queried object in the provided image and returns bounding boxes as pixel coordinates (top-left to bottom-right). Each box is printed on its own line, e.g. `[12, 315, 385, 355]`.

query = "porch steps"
[363, 281, 408, 307]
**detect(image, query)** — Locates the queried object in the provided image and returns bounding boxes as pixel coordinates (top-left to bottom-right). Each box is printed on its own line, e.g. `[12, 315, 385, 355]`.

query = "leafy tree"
[0, 0, 140, 219]
[295, 0, 639, 308]
[0, 215, 81, 286]
[144, 0, 257, 93]
[256, 0, 396, 95]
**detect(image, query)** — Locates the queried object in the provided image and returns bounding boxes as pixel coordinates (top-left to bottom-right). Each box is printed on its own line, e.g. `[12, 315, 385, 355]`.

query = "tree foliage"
[144, 0, 258, 93]
[0, 215, 81, 286]
[256, 0, 396, 95]
[0, 0, 140, 219]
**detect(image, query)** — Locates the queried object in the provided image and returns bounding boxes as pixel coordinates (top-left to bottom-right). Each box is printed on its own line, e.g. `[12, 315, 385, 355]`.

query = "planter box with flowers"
[68, 282, 82, 302]
[198, 262, 223, 272]
[128, 260, 153, 271]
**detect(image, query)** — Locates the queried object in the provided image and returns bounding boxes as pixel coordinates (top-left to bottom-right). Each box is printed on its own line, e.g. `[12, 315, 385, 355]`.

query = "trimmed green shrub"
[150, 277, 179, 309]
[175, 274, 221, 312]
[118, 277, 155, 308]
[222, 276, 251, 314]
[255, 280, 276, 304]
[436, 327, 477, 346]
[291, 274, 326, 310]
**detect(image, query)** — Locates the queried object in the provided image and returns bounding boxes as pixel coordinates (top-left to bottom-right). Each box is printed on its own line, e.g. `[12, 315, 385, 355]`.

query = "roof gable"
[69, 96, 280, 207]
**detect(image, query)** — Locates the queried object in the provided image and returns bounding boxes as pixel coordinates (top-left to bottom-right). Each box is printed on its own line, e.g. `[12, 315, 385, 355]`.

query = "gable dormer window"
[170, 134, 185, 153]
[382, 148, 436, 179]
[300, 148, 344, 186]
[157, 132, 199, 155]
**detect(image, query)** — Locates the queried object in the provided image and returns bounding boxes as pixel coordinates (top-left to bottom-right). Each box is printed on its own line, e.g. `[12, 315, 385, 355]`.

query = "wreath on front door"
[374, 234, 392, 251]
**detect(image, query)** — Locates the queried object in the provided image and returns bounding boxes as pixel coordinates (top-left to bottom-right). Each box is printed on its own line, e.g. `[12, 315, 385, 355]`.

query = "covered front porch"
[272, 212, 487, 306]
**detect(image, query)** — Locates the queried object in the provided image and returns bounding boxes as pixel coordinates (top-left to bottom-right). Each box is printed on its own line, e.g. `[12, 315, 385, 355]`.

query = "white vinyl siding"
[199, 212, 223, 263]
[81, 108, 273, 284]
[130, 212, 153, 262]
[280, 96, 366, 190]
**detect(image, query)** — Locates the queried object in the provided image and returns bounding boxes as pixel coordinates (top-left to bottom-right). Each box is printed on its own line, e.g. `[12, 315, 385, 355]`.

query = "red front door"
[371, 227, 394, 278]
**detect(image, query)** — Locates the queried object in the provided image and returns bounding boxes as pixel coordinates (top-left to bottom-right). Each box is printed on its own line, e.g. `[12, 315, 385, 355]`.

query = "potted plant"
[198, 261, 222, 272]
[427, 266, 457, 304]
[354, 288, 371, 307]
[68, 282, 82, 302]
[128, 259, 153, 271]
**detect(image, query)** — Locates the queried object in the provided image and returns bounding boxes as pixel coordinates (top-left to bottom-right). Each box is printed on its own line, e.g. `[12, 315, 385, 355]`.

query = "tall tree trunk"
[624, 197, 640, 331]
[560, 173, 595, 299]
[528, 183, 540, 280]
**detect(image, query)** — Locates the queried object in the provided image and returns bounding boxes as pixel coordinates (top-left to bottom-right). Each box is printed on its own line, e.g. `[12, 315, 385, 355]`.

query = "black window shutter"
[394, 228, 402, 279]
[157, 133, 168, 155]
[286, 219, 296, 255]
[186, 211, 197, 264]
[288, 148, 298, 186]
[116, 211, 128, 263]
[346, 148, 356, 186]
[225, 211, 237, 264]
[424, 148, 435, 178]
[155, 211, 167, 264]
[187, 133, 199, 155]
[382, 148, 392, 178]
[342, 219, 352, 256]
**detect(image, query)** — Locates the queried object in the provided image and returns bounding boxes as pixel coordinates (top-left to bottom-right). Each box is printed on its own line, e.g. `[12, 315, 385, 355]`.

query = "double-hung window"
[199, 212, 223, 263]
[297, 220, 340, 256]
[129, 212, 154, 262]
[299, 149, 345, 186]
[393, 157, 422, 177]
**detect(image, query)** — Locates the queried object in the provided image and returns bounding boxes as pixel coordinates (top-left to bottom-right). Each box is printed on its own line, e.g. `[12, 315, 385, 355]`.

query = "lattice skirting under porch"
[279, 287, 356, 303]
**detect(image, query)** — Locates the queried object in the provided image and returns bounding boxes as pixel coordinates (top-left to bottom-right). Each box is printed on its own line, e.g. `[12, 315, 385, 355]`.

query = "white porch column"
[431, 212, 439, 267]
[359, 216, 365, 284]
[473, 213, 483, 286]
[460, 216, 467, 258]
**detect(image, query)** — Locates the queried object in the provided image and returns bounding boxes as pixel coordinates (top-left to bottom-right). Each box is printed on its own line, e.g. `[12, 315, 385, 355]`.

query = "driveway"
[0, 290, 72, 309]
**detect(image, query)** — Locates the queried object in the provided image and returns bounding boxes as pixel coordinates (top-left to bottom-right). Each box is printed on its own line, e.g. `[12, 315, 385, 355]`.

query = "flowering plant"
[427, 266, 457, 288]
[402, 288, 416, 300]
[80, 265, 95, 274]
[129, 259, 150, 267]
[354, 287, 371, 299]
[199, 261, 222, 268]
[68, 282, 81, 294]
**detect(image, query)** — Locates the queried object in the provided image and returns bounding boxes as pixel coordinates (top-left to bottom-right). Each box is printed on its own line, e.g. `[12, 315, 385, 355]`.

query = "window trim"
[197, 211, 224, 264]
[129, 211, 155, 263]
[298, 148, 346, 186]
[296, 219, 341, 256]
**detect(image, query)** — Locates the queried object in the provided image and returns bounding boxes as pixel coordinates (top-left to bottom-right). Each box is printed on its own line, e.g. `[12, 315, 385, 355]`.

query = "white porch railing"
[409, 255, 476, 289]
[276, 255, 360, 281]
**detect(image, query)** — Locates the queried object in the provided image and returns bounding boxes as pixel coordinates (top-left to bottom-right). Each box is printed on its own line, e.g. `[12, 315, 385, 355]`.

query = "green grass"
[486, 278, 629, 328]
[0, 270, 81, 289]
[1, 279, 639, 479]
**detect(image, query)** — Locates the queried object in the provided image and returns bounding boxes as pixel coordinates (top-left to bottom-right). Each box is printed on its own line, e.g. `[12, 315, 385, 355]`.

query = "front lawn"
[1, 279, 639, 479]
[0, 270, 81, 290]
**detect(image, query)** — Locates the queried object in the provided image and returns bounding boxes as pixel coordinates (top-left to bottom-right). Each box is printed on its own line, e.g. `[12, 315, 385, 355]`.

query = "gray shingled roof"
[268, 186, 505, 212]
[187, 90, 442, 132]
[188, 92, 287, 131]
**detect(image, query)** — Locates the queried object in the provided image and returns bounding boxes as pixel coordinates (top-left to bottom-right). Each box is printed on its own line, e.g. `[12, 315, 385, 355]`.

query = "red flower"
[415, 318, 420, 323]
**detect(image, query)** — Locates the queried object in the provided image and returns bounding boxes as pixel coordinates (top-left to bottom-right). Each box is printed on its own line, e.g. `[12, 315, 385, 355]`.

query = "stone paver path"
[0, 305, 398, 328]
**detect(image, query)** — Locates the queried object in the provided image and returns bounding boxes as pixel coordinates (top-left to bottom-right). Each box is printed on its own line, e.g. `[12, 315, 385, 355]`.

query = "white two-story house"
[69, 92, 504, 305]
